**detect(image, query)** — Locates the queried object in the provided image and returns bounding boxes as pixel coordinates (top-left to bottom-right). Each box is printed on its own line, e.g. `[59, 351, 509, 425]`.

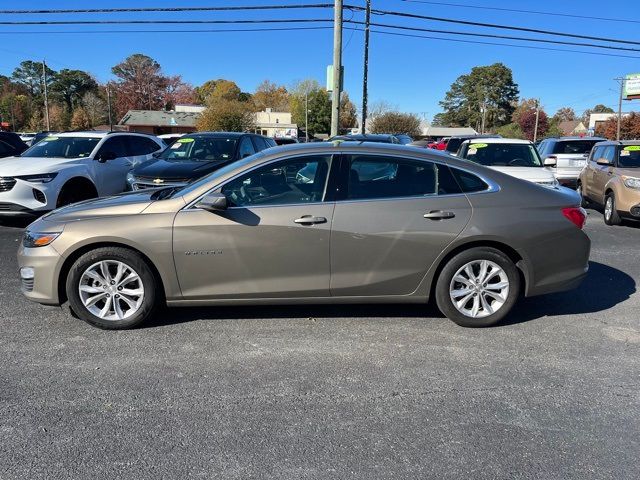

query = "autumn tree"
[511, 98, 539, 124]
[439, 63, 519, 130]
[596, 112, 640, 140]
[339, 92, 358, 131]
[196, 80, 254, 132]
[71, 107, 91, 130]
[582, 104, 614, 123]
[253, 80, 289, 112]
[82, 91, 107, 127]
[369, 111, 421, 136]
[517, 108, 549, 141]
[553, 107, 576, 123]
[164, 76, 196, 109]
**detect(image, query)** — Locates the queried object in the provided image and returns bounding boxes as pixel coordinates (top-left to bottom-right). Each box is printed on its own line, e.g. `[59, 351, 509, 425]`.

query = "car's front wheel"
[66, 247, 159, 329]
[435, 247, 521, 327]
[603, 193, 622, 226]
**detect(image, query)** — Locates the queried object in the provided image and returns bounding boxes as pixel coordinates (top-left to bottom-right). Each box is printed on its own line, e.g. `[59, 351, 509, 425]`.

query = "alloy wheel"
[604, 197, 613, 221]
[449, 260, 510, 319]
[78, 260, 145, 321]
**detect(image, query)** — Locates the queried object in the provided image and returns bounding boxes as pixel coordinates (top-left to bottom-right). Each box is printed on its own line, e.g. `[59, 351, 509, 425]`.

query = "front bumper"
[0, 179, 56, 214]
[0, 202, 48, 217]
[17, 242, 64, 305]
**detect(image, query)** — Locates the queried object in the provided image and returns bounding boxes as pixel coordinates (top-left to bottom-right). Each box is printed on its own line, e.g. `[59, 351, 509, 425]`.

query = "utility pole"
[305, 90, 309, 143]
[480, 101, 487, 134]
[42, 60, 50, 131]
[615, 77, 625, 141]
[360, 0, 371, 134]
[330, 0, 343, 137]
[106, 85, 113, 132]
[533, 102, 540, 143]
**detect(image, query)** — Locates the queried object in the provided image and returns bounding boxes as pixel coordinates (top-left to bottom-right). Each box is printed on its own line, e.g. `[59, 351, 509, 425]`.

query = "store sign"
[624, 73, 640, 99]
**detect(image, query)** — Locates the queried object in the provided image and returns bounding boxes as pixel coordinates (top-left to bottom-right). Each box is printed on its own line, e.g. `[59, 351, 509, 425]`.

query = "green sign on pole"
[624, 73, 640, 99]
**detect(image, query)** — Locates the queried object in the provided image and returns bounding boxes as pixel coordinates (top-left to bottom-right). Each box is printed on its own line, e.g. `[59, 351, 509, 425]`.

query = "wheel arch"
[57, 241, 166, 305]
[56, 176, 98, 204]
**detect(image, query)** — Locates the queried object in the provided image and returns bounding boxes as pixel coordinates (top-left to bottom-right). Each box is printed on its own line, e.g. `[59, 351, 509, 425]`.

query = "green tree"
[289, 80, 331, 135]
[439, 63, 519, 130]
[50, 69, 98, 113]
[11, 60, 56, 97]
[369, 111, 421, 136]
[495, 122, 525, 139]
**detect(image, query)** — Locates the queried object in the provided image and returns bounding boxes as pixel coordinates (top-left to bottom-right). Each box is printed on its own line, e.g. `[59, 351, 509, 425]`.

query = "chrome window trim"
[182, 152, 336, 211]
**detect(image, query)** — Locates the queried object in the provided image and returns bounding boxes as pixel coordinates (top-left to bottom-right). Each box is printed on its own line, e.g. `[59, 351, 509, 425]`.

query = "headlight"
[623, 177, 640, 190]
[23, 231, 61, 248]
[14, 173, 58, 183]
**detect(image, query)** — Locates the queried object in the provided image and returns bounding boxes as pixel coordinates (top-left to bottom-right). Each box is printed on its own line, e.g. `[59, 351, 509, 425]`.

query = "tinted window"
[22, 136, 101, 159]
[462, 143, 541, 167]
[128, 136, 161, 155]
[265, 138, 277, 148]
[537, 140, 548, 156]
[450, 168, 489, 193]
[160, 136, 237, 162]
[445, 138, 463, 152]
[221, 155, 331, 207]
[346, 155, 448, 200]
[553, 140, 601, 154]
[98, 137, 128, 158]
[590, 146, 602, 162]
[618, 145, 640, 168]
[602, 146, 616, 164]
[238, 136, 256, 159]
[0, 140, 14, 156]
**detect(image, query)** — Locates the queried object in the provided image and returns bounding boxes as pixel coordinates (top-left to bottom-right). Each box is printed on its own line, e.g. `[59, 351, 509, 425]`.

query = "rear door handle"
[294, 215, 327, 225]
[423, 210, 455, 220]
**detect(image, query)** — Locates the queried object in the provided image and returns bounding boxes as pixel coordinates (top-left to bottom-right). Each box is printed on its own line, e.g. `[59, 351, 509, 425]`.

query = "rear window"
[618, 145, 640, 168]
[553, 140, 601, 154]
[450, 168, 489, 193]
[462, 143, 541, 167]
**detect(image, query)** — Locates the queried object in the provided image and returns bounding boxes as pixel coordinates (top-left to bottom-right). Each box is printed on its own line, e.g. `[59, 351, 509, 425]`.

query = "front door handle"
[294, 215, 327, 225]
[423, 210, 455, 220]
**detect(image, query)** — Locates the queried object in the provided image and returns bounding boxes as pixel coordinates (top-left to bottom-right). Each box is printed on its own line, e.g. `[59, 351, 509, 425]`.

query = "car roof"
[449, 134, 501, 140]
[331, 134, 397, 142]
[184, 131, 249, 138]
[593, 139, 640, 146]
[42, 131, 108, 138]
[550, 136, 606, 141]
[463, 138, 533, 145]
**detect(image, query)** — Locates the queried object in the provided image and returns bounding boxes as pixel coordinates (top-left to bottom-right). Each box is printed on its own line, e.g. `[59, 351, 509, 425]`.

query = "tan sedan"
[578, 141, 640, 225]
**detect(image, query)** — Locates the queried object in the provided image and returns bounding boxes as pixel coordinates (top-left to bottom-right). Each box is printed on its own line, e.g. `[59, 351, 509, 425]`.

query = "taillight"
[562, 207, 587, 229]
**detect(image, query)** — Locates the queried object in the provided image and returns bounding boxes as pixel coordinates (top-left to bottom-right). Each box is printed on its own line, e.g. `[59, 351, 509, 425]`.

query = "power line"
[0, 18, 332, 26]
[0, 4, 334, 14]
[346, 20, 640, 53]
[348, 27, 640, 60]
[344, 4, 640, 46]
[400, 1, 640, 25]
[0, 26, 335, 35]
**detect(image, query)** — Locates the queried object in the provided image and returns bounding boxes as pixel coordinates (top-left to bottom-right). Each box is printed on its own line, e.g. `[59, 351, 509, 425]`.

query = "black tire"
[576, 182, 589, 208]
[66, 247, 159, 329]
[435, 247, 521, 328]
[56, 181, 97, 208]
[603, 193, 622, 226]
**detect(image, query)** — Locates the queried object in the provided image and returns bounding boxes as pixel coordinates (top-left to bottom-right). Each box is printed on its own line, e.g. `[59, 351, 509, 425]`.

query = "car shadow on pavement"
[146, 261, 634, 329]
[502, 261, 635, 326]
[0, 217, 33, 229]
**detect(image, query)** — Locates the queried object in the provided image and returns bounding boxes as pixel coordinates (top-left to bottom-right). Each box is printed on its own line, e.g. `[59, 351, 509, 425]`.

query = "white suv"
[0, 131, 164, 216]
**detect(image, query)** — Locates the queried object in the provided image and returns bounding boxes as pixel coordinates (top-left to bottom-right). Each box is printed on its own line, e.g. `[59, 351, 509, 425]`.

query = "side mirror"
[96, 151, 117, 163]
[596, 158, 612, 166]
[196, 192, 228, 212]
[543, 156, 557, 167]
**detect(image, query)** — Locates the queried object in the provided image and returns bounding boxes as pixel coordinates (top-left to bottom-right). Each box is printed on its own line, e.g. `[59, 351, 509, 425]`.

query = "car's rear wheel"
[603, 193, 622, 226]
[66, 247, 159, 329]
[435, 247, 520, 327]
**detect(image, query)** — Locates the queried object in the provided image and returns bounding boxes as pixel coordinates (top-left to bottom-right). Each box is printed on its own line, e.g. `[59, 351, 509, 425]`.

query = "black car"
[127, 132, 277, 190]
[273, 137, 299, 146]
[445, 134, 501, 154]
[329, 134, 401, 143]
[0, 132, 29, 158]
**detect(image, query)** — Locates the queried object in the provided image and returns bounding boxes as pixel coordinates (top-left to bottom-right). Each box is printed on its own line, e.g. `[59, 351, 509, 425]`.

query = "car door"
[93, 136, 136, 195]
[330, 153, 473, 297]
[592, 146, 615, 201]
[172, 153, 335, 299]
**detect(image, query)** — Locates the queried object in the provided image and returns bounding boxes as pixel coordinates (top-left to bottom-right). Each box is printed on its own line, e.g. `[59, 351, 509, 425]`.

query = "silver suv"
[537, 137, 606, 188]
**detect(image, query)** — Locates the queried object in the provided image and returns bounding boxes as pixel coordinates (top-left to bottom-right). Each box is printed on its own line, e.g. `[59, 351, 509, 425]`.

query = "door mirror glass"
[196, 192, 228, 211]
[96, 151, 117, 162]
[543, 157, 557, 167]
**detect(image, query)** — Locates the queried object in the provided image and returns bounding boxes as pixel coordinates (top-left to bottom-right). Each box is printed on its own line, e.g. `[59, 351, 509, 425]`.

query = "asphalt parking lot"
[1, 209, 639, 479]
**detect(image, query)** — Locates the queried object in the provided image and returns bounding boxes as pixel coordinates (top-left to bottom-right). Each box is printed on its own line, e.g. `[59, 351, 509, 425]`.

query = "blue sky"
[2, 0, 639, 121]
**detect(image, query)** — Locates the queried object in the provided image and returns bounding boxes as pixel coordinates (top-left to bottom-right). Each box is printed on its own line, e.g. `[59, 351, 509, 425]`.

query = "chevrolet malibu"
[18, 143, 590, 329]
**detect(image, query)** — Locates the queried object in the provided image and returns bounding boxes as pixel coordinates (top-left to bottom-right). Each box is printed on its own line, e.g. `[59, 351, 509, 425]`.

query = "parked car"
[457, 138, 559, 188]
[157, 133, 185, 146]
[126, 132, 277, 191]
[446, 134, 501, 154]
[394, 134, 414, 145]
[329, 134, 401, 143]
[30, 131, 60, 146]
[577, 140, 640, 225]
[273, 137, 299, 146]
[0, 131, 164, 216]
[18, 142, 589, 330]
[18, 132, 37, 146]
[537, 136, 606, 188]
[0, 131, 29, 158]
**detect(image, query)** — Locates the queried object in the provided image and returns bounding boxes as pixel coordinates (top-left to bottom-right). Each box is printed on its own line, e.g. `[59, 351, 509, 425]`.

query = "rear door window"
[238, 136, 256, 159]
[97, 136, 128, 158]
[252, 136, 268, 151]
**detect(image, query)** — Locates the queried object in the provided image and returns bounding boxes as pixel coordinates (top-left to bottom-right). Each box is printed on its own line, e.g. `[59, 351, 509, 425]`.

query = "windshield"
[553, 140, 601, 155]
[159, 136, 238, 162]
[21, 136, 100, 158]
[462, 143, 542, 167]
[618, 145, 640, 168]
